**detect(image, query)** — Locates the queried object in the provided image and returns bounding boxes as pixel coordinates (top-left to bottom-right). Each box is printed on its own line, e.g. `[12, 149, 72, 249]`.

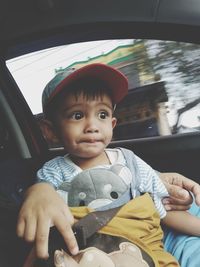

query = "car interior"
[0, 0, 200, 266]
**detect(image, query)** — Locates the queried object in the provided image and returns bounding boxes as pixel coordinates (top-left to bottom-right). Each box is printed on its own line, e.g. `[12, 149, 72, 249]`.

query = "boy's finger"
[35, 217, 50, 259]
[163, 198, 191, 211]
[55, 218, 79, 255]
[165, 204, 191, 211]
[16, 217, 25, 238]
[24, 217, 37, 242]
[162, 196, 190, 205]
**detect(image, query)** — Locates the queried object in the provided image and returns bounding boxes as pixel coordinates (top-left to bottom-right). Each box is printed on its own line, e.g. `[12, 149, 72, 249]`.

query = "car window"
[6, 39, 200, 146]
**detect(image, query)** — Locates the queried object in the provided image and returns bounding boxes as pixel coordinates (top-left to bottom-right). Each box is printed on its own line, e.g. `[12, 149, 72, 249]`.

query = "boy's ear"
[38, 119, 60, 144]
[112, 117, 117, 129]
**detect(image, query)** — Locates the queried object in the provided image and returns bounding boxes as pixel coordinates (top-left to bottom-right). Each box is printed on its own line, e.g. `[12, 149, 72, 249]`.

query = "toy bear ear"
[109, 242, 149, 267]
[58, 181, 71, 191]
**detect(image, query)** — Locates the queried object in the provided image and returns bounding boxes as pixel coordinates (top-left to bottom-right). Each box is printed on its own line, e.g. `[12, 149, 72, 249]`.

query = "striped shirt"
[37, 148, 168, 218]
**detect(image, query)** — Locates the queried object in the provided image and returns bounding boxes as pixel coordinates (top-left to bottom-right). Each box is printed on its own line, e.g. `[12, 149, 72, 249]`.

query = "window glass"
[6, 39, 200, 144]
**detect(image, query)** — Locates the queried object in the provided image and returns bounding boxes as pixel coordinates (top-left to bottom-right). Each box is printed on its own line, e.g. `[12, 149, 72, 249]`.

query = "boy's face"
[53, 92, 117, 159]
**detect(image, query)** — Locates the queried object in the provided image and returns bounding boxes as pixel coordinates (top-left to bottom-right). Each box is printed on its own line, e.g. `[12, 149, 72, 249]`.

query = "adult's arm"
[159, 172, 200, 210]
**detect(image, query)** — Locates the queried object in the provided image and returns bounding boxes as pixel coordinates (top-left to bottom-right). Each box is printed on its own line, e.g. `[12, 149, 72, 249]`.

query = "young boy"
[20, 63, 200, 266]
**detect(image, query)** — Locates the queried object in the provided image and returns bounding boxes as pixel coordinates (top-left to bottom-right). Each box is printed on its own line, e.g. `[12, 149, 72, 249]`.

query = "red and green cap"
[42, 63, 128, 111]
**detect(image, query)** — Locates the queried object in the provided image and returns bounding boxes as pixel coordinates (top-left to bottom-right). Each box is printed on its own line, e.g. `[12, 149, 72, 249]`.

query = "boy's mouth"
[80, 138, 102, 144]
[83, 140, 100, 143]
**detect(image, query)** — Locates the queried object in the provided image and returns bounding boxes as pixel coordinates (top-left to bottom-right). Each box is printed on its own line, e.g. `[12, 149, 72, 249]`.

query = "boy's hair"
[45, 77, 114, 124]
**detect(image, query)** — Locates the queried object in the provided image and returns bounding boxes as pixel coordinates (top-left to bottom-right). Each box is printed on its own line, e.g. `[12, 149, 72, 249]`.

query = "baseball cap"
[42, 63, 128, 111]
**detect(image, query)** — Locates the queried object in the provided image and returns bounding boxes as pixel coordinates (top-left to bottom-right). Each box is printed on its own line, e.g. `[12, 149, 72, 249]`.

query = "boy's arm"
[162, 210, 200, 236]
[17, 182, 79, 258]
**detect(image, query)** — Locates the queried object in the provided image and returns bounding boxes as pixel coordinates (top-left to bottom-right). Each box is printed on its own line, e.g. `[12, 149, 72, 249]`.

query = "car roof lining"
[0, 0, 200, 59]
[4, 22, 200, 60]
[1, 0, 200, 38]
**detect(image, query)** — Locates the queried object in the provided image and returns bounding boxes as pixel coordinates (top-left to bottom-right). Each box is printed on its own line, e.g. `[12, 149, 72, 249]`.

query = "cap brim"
[48, 63, 128, 105]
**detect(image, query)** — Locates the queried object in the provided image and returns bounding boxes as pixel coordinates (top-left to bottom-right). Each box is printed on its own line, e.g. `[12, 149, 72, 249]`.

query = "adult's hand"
[160, 172, 200, 211]
[17, 183, 79, 259]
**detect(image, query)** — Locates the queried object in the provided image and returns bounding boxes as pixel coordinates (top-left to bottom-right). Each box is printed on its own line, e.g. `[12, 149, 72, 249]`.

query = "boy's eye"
[71, 112, 84, 120]
[98, 111, 109, 119]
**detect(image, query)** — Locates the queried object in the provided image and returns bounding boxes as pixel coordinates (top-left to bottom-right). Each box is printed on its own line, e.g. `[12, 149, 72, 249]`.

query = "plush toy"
[55, 165, 150, 267]
[57, 164, 132, 209]
[54, 242, 149, 267]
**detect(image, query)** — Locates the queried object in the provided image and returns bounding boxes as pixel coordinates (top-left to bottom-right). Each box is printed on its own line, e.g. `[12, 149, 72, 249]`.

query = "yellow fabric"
[70, 193, 179, 267]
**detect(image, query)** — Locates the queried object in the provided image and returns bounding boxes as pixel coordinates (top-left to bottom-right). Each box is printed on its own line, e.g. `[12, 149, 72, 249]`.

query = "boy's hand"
[160, 172, 200, 210]
[17, 183, 79, 259]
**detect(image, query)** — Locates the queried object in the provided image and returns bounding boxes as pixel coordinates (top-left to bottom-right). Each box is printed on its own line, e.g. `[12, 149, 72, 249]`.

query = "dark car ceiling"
[0, 0, 200, 59]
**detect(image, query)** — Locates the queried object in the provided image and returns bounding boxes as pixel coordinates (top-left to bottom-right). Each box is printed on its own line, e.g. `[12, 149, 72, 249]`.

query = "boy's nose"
[84, 118, 99, 133]
[84, 125, 99, 133]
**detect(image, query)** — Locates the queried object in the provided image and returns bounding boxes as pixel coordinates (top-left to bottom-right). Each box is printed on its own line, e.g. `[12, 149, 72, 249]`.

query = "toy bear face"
[58, 164, 132, 209]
